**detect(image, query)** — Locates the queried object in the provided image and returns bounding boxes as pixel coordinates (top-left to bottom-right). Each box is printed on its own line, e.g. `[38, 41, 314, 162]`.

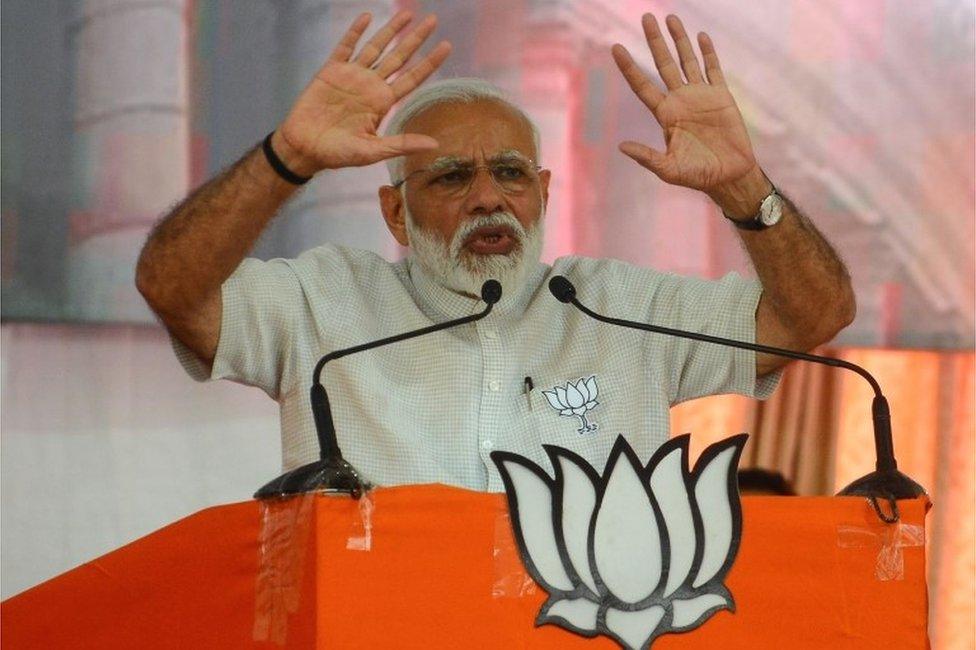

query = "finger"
[665, 14, 704, 84]
[697, 32, 726, 86]
[642, 13, 684, 90]
[390, 41, 452, 100]
[373, 14, 438, 79]
[619, 141, 675, 181]
[611, 44, 665, 112]
[373, 133, 439, 158]
[354, 10, 414, 68]
[327, 13, 372, 63]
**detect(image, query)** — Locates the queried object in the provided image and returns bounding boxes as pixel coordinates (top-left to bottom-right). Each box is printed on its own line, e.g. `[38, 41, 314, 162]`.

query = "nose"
[462, 166, 507, 215]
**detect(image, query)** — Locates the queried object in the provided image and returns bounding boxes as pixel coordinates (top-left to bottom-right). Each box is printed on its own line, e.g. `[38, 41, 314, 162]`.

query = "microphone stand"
[254, 280, 503, 499]
[548, 276, 925, 522]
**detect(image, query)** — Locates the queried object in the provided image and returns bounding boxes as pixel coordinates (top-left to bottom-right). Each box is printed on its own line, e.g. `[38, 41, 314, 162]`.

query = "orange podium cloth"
[1, 485, 930, 649]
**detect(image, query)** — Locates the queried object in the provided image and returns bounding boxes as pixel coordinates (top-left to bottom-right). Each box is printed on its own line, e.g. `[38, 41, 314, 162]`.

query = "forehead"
[401, 100, 537, 172]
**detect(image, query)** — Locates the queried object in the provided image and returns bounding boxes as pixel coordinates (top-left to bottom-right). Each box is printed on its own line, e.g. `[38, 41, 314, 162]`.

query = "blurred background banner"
[2, 0, 974, 348]
[1, 1, 973, 648]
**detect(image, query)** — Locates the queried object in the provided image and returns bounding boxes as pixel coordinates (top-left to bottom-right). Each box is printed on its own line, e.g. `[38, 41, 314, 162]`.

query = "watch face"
[760, 193, 783, 226]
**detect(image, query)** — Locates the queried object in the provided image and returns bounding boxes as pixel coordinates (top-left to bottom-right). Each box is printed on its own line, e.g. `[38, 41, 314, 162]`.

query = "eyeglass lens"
[422, 160, 540, 195]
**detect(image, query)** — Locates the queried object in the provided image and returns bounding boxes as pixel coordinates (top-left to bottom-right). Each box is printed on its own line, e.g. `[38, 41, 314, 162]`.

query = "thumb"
[619, 141, 673, 180]
[375, 133, 439, 158]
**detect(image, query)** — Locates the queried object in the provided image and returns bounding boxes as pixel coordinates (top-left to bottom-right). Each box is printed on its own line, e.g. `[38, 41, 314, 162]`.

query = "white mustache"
[450, 212, 526, 260]
[404, 203, 544, 298]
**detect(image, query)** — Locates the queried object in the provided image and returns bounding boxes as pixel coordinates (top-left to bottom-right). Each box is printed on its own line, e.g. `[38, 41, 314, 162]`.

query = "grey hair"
[383, 77, 541, 183]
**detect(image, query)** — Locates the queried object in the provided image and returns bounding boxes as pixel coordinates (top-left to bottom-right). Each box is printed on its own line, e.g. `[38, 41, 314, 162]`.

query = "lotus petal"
[671, 593, 730, 629]
[495, 459, 575, 592]
[572, 377, 588, 397]
[551, 452, 599, 595]
[584, 376, 598, 401]
[539, 597, 600, 632]
[592, 441, 662, 604]
[542, 390, 564, 410]
[559, 409, 573, 416]
[556, 386, 569, 408]
[604, 605, 665, 650]
[647, 443, 695, 597]
[572, 406, 586, 416]
[565, 381, 586, 408]
[584, 400, 597, 410]
[692, 442, 741, 588]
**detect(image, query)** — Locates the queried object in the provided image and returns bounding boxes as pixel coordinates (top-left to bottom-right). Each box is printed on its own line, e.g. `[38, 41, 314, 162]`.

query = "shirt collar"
[405, 255, 546, 323]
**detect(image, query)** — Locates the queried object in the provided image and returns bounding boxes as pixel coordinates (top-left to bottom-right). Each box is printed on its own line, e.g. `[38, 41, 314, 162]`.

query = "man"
[135, 12, 854, 491]
[738, 468, 797, 496]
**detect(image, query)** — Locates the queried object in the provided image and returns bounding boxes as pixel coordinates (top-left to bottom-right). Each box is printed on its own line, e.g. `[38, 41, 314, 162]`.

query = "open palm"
[612, 14, 758, 192]
[277, 12, 451, 173]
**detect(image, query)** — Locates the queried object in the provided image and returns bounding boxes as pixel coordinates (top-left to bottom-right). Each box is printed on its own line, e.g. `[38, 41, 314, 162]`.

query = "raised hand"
[612, 14, 764, 202]
[274, 11, 451, 175]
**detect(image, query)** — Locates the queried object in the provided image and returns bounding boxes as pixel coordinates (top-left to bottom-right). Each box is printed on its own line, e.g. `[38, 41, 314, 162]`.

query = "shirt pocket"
[513, 378, 604, 446]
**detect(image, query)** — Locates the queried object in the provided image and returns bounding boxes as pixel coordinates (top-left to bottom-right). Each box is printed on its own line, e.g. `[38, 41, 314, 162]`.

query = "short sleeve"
[170, 257, 305, 400]
[651, 272, 781, 404]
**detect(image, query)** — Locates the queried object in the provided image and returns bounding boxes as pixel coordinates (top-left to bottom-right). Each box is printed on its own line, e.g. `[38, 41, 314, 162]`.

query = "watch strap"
[723, 186, 780, 231]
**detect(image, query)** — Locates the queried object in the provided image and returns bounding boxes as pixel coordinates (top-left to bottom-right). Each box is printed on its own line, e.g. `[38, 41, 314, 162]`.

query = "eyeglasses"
[392, 155, 543, 198]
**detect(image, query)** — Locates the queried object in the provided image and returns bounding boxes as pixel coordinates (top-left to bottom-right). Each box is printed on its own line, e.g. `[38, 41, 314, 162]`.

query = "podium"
[1, 484, 930, 648]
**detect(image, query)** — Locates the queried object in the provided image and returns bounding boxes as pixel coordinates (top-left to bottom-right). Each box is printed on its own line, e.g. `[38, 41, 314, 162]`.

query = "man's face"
[380, 99, 551, 296]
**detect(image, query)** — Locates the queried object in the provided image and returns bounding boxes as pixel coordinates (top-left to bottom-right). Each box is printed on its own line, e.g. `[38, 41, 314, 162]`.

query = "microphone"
[548, 275, 925, 521]
[254, 279, 503, 499]
[548, 275, 576, 303]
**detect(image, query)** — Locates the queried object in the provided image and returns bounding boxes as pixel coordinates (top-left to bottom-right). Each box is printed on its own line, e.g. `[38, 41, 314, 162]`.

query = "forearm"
[743, 197, 855, 341]
[135, 136, 301, 316]
[712, 168, 856, 352]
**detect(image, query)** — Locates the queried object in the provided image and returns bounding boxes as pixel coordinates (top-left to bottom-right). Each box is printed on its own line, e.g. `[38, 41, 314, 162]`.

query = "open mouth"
[463, 225, 520, 255]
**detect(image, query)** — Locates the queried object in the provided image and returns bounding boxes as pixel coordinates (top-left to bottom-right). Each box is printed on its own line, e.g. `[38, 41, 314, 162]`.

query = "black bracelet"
[262, 132, 312, 185]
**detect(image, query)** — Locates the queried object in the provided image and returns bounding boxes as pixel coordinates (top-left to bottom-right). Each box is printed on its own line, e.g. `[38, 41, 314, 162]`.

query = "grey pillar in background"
[520, 0, 645, 262]
[67, 0, 189, 322]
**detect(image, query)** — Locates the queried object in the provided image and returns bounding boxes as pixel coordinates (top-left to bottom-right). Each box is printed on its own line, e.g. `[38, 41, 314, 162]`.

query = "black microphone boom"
[254, 279, 503, 499]
[547, 275, 925, 521]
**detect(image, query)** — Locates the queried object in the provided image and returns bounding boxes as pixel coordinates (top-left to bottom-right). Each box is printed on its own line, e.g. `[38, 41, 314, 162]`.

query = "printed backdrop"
[1, 0, 974, 348]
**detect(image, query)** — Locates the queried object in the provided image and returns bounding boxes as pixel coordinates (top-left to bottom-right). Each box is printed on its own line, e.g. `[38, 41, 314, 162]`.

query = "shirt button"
[484, 328, 498, 340]
[488, 380, 501, 392]
[482, 439, 494, 451]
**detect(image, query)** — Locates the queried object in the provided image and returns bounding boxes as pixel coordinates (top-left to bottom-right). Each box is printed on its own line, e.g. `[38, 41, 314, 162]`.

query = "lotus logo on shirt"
[491, 434, 746, 650]
[542, 376, 600, 434]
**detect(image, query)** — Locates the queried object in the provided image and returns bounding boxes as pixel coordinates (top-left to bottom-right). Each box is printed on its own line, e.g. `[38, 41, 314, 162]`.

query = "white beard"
[405, 207, 545, 300]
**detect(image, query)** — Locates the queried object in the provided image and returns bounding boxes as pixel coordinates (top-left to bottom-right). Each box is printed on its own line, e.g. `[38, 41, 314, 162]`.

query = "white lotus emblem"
[542, 376, 600, 434]
[491, 434, 746, 650]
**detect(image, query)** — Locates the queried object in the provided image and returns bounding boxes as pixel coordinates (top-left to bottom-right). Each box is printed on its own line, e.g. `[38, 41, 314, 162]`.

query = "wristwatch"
[724, 187, 784, 231]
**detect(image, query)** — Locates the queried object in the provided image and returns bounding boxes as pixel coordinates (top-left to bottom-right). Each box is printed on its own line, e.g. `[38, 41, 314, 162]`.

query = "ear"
[379, 185, 410, 247]
[539, 168, 552, 212]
